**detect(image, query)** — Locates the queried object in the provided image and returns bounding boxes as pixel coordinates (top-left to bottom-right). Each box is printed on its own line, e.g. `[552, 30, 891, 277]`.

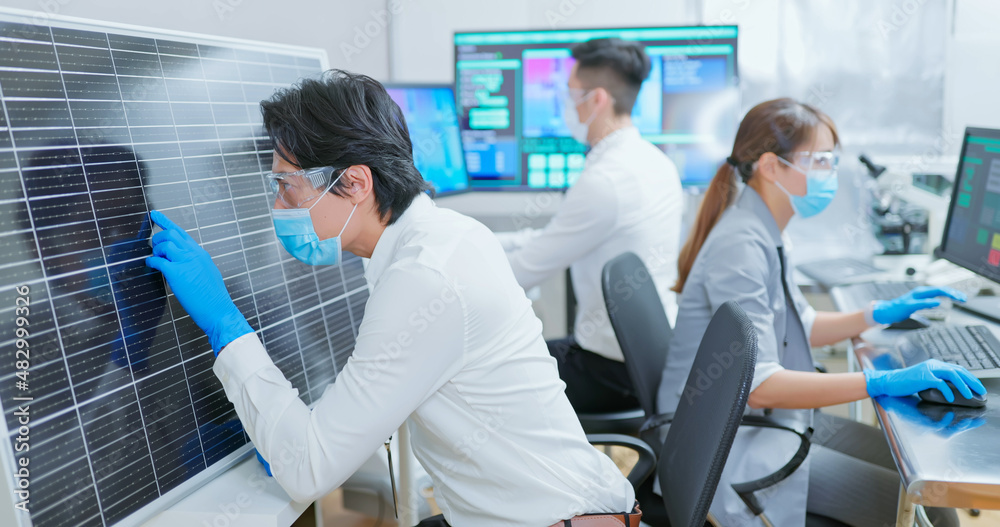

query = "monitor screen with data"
[454, 25, 739, 190]
[385, 84, 470, 196]
[0, 11, 368, 527]
[939, 127, 1000, 282]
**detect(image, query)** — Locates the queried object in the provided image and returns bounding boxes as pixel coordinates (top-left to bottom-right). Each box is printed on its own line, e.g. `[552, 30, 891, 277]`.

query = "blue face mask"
[271, 171, 358, 266]
[775, 157, 838, 218]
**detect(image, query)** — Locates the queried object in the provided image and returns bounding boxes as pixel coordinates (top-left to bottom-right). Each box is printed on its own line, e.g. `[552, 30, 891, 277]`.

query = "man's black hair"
[261, 69, 430, 225]
[571, 38, 651, 115]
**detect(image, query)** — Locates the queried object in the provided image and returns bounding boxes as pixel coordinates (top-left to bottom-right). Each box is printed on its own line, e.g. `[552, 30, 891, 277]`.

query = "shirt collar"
[737, 186, 783, 247]
[586, 125, 639, 160]
[364, 192, 434, 285]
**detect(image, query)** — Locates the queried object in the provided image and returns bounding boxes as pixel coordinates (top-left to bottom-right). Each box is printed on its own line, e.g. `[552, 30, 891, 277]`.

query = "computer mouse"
[918, 380, 987, 408]
[887, 314, 931, 330]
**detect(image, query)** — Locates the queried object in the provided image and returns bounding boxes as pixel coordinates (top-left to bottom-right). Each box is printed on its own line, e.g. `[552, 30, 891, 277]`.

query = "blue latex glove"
[145, 210, 253, 355]
[864, 359, 987, 403]
[871, 286, 967, 325]
[109, 213, 165, 371]
[255, 449, 272, 477]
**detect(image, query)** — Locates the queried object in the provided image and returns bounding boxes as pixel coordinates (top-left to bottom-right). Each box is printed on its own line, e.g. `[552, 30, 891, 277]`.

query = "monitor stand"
[956, 295, 1000, 324]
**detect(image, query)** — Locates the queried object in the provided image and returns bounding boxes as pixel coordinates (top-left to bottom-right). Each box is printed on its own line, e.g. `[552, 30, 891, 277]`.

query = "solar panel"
[0, 10, 367, 527]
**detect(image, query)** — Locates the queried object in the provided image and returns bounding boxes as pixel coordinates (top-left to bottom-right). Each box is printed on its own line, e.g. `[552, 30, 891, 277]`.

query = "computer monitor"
[454, 25, 739, 190]
[385, 84, 470, 196]
[936, 127, 1000, 321]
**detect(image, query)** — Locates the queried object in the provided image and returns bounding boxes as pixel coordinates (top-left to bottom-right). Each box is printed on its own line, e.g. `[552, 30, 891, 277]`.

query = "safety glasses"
[565, 87, 591, 105]
[782, 150, 840, 176]
[264, 166, 340, 209]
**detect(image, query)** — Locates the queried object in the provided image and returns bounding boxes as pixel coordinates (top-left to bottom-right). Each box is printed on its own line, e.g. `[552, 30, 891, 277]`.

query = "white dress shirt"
[214, 193, 633, 526]
[496, 126, 683, 361]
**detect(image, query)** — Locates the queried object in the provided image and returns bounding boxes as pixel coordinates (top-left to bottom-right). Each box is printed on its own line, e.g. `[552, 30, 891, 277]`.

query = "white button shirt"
[214, 193, 633, 526]
[496, 126, 683, 361]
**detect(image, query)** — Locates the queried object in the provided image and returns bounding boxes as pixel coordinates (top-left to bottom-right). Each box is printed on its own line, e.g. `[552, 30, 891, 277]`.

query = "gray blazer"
[657, 186, 817, 525]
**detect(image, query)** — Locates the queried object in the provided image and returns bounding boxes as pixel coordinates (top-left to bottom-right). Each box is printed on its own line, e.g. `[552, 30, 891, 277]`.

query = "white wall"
[946, 0, 1000, 142]
[0, 0, 391, 78]
[390, 0, 696, 82]
[4, 0, 996, 145]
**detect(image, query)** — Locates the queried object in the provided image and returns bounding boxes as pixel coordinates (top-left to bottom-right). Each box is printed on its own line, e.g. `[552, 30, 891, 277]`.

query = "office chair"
[627, 300, 843, 526]
[587, 433, 657, 489]
[648, 300, 758, 527]
[586, 252, 673, 439]
[598, 251, 675, 522]
[575, 407, 645, 435]
[661, 301, 762, 525]
[598, 254, 844, 525]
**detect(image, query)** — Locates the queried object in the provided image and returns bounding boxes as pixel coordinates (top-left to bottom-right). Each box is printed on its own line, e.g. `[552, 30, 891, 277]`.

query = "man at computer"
[145, 69, 640, 527]
[495, 38, 682, 414]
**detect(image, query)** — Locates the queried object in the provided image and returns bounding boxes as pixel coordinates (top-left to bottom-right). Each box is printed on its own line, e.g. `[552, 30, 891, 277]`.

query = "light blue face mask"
[775, 157, 839, 218]
[271, 170, 358, 266]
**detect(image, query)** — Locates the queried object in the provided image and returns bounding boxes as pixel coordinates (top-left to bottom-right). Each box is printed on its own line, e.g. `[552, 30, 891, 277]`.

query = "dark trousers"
[546, 337, 639, 413]
[808, 412, 958, 527]
[414, 515, 449, 527]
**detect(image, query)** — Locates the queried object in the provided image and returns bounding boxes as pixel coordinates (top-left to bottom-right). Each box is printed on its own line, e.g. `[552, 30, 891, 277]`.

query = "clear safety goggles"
[781, 150, 840, 177]
[264, 166, 341, 209]
[563, 87, 593, 106]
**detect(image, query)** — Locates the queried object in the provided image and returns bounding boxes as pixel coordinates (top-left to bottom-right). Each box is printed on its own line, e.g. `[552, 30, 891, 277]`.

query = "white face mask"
[563, 91, 597, 145]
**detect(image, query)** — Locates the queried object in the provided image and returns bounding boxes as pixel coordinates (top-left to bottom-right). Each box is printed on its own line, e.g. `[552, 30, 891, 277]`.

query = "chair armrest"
[577, 408, 645, 435]
[730, 415, 814, 517]
[587, 433, 658, 489]
[740, 415, 811, 436]
[638, 412, 675, 433]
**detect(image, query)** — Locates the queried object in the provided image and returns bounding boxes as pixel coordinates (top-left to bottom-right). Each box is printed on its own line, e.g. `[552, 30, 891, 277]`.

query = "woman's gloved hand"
[145, 210, 253, 355]
[864, 359, 986, 403]
[870, 286, 966, 325]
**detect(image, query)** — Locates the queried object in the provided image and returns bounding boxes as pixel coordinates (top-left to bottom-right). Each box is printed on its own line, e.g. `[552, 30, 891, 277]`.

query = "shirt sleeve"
[701, 235, 785, 392]
[494, 228, 542, 252]
[501, 170, 618, 290]
[213, 264, 466, 503]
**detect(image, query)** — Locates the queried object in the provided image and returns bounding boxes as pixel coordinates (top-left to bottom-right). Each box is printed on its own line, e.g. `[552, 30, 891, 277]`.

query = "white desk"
[849, 310, 1000, 526]
[142, 454, 308, 527]
[829, 266, 1000, 526]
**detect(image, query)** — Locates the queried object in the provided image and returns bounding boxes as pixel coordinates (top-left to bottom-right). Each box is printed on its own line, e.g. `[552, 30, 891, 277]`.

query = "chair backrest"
[659, 301, 757, 527]
[601, 252, 673, 417]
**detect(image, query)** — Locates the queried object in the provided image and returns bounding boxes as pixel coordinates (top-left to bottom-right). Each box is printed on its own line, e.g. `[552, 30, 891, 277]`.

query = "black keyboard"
[903, 325, 1000, 371]
[836, 281, 918, 312]
[797, 258, 884, 287]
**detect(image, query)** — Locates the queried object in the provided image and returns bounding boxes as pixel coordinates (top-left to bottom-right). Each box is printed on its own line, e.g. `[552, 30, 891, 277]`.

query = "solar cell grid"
[0, 13, 361, 527]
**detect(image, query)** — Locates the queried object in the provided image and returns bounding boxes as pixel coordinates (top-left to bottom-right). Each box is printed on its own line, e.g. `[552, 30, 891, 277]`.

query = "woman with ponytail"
[655, 99, 977, 526]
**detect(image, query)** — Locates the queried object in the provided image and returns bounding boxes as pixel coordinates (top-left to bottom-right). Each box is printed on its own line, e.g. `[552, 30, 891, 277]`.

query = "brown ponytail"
[672, 163, 739, 293]
[672, 98, 839, 293]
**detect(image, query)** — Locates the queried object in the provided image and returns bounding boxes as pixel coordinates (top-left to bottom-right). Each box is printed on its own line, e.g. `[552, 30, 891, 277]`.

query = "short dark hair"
[261, 69, 430, 225]
[571, 38, 651, 115]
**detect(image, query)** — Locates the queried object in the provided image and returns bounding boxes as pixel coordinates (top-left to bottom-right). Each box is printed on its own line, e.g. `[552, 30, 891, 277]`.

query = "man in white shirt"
[145, 70, 638, 526]
[497, 39, 682, 414]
